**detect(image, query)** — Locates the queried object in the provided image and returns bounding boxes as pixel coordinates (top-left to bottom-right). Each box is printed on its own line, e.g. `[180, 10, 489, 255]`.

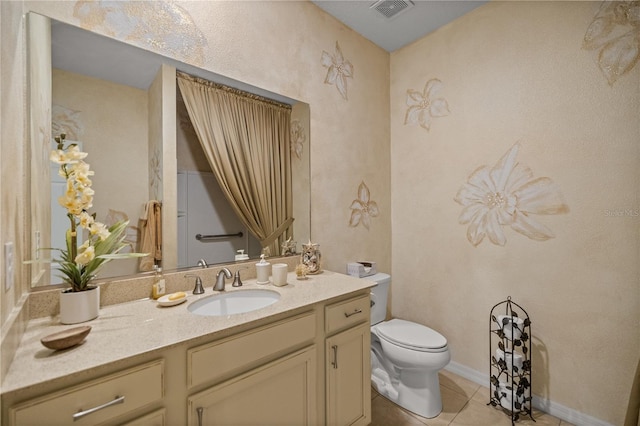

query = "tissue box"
[347, 261, 377, 278]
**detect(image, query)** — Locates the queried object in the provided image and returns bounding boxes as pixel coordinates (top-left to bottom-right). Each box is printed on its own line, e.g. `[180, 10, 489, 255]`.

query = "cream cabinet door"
[188, 346, 317, 426]
[326, 323, 371, 426]
[121, 408, 165, 425]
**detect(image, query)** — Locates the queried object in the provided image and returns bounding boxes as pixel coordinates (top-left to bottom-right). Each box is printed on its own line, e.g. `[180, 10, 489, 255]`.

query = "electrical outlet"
[5, 242, 14, 291]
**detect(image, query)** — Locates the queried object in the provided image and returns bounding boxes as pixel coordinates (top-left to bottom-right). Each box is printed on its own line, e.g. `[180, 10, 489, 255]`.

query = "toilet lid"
[376, 319, 448, 351]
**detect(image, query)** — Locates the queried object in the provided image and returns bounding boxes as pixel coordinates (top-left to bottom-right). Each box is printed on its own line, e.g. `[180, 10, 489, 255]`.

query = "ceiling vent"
[370, 0, 414, 20]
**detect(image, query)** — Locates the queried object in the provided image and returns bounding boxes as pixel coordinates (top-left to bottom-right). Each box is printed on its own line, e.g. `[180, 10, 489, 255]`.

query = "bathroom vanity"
[1, 271, 373, 426]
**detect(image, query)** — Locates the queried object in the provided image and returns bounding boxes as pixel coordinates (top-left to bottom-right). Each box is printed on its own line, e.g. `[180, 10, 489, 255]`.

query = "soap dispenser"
[256, 254, 271, 285]
[235, 249, 249, 261]
[151, 265, 166, 299]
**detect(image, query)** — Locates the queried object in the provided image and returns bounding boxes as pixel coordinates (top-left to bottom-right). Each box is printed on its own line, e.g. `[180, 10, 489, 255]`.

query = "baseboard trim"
[445, 361, 614, 426]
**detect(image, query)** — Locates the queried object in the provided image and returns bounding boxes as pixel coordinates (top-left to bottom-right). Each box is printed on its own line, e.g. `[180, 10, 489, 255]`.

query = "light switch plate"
[5, 242, 14, 291]
[35, 230, 41, 260]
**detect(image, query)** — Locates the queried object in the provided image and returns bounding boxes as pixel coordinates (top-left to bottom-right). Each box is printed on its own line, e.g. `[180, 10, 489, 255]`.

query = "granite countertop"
[2, 270, 374, 396]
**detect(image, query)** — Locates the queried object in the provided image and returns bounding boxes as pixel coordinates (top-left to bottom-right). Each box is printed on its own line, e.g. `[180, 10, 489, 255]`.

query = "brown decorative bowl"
[40, 326, 92, 350]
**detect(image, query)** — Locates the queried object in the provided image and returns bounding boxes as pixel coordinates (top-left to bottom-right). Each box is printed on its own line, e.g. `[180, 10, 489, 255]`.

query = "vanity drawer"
[325, 294, 370, 335]
[9, 360, 164, 426]
[188, 311, 316, 388]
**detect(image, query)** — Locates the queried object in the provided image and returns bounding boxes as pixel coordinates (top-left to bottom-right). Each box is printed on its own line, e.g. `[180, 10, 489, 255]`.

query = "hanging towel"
[139, 200, 162, 272]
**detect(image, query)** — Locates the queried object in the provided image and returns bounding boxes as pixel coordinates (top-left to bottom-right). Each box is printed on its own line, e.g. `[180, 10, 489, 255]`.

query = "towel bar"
[195, 232, 243, 241]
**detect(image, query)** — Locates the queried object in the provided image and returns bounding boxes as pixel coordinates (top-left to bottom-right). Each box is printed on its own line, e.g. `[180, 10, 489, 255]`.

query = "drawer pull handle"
[73, 395, 125, 421]
[344, 308, 363, 318]
[331, 345, 338, 369]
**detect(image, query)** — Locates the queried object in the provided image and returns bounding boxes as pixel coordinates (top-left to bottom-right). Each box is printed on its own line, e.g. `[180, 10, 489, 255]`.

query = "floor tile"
[372, 386, 379, 399]
[370, 370, 567, 426]
[370, 393, 428, 426]
[440, 369, 482, 399]
[449, 398, 516, 426]
[470, 386, 561, 425]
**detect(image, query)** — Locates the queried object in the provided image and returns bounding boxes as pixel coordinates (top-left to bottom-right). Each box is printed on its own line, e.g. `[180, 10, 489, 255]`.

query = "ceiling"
[311, 0, 487, 52]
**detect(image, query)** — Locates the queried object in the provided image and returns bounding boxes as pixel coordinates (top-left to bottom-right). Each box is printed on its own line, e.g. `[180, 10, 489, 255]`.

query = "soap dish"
[157, 293, 187, 307]
[41, 326, 91, 350]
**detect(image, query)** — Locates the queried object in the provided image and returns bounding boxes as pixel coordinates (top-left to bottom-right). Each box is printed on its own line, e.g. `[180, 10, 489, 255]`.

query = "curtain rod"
[177, 71, 292, 110]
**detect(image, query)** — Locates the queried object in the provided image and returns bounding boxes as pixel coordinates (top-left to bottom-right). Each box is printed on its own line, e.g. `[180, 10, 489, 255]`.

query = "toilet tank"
[364, 273, 390, 325]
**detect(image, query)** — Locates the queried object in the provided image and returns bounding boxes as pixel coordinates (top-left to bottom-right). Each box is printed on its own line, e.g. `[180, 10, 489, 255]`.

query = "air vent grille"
[370, 0, 414, 20]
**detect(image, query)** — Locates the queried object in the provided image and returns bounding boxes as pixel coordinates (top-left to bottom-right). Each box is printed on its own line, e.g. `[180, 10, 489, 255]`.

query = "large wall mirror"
[27, 13, 311, 288]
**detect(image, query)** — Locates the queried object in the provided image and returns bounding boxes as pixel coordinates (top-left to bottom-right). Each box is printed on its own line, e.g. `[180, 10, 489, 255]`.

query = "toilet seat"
[375, 319, 448, 353]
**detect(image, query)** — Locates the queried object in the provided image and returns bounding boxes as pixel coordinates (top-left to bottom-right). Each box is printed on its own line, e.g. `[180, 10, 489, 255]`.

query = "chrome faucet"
[197, 259, 208, 268]
[214, 267, 232, 291]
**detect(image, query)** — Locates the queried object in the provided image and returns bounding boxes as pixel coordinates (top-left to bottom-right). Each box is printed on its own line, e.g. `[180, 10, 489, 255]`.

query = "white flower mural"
[321, 41, 354, 100]
[349, 181, 379, 230]
[404, 78, 450, 131]
[583, 0, 640, 85]
[454, 144, 569, 247]
[290, 119, 306, 160]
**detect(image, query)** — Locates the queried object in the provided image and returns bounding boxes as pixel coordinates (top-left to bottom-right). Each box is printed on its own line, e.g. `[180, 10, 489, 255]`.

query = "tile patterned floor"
[370, 370, 575, 426]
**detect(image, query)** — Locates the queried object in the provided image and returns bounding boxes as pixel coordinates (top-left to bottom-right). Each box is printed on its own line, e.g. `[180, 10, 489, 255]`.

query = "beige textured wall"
[0, 0, 29, 380]
[52, 69, 149, 278]
[3, 1, 390, 302]
[390, 2, 639, 425]
[2, 1, 638, 423]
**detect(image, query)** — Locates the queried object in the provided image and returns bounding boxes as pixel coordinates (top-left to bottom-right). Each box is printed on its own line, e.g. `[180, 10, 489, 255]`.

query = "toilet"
[366, 273, 450, 419]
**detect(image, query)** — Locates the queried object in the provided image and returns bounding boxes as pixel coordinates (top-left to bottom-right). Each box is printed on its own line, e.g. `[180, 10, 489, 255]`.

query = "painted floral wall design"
[290, 119, 306, 160]
[454, 144, 569, 247]
[321, 41, 354, 100]
[404, 78, 450, 131]
[349, 181, 379, 230]
[105, 208, 138, 252]
[149, 147, 162, 201]
[583, 0, 640, 85]
[73, 0, 207, 67]
[52, 104, 84, 141]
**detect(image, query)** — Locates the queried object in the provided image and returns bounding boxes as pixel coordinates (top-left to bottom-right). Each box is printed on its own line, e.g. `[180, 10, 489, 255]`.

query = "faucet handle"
[232, 268, 247, 287]
[185, 274, 204, 295]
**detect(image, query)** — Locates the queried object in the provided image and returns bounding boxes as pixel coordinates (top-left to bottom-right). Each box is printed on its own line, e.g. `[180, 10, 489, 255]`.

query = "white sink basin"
[187, 289, 280, 316]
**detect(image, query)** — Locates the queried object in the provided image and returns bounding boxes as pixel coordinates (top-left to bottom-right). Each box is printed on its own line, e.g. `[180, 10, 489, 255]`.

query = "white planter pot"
[59, 286, 100, 324]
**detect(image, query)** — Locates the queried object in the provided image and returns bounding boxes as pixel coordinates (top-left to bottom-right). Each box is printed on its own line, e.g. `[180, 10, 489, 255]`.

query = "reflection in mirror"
[28, 13, 310, 287]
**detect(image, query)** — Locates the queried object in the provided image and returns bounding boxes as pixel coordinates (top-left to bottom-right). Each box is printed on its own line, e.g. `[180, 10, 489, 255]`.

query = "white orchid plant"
[49, 133, 145, 292]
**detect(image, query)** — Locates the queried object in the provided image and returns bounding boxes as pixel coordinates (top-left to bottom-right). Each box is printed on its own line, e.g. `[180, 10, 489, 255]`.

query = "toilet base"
[371, 349, 445, 419]
[396, 369, 443, 418]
